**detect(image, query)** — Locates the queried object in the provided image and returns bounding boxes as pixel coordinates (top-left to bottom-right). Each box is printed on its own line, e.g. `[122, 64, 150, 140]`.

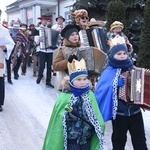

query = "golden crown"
[67, 58, 87, 74]
[109, 35, 126, 48]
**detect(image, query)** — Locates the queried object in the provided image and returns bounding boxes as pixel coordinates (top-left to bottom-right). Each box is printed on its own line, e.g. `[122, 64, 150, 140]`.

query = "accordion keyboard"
[79, 30, 90, 47]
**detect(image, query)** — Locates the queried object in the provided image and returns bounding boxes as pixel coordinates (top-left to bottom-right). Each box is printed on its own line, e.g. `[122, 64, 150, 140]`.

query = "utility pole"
[58, 0, 60, 16]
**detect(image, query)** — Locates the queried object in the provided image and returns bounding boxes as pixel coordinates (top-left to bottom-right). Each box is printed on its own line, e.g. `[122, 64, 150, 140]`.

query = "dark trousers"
[6, 57, 11, 81]
[38, 52, 53, 83]
[112, 112, 148, 150]
[0, 77, 5, 106]
[67, 141, 90, 150]
[22, 53, 29, 73]
[13, 57, 22, 77]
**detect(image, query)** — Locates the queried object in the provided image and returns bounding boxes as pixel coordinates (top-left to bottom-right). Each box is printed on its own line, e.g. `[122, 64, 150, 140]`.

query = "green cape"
[43, 91, 105, 150]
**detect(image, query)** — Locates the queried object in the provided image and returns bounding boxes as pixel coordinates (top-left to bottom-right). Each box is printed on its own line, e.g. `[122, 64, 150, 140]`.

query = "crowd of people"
[0, 7, 149, 150]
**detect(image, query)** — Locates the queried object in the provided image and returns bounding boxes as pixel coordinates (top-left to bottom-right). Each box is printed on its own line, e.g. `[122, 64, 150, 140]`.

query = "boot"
[46, 82, 54, 88]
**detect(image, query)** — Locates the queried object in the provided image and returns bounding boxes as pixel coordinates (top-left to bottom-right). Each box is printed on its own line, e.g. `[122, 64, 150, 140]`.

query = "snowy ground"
[0, 65, 150, 150]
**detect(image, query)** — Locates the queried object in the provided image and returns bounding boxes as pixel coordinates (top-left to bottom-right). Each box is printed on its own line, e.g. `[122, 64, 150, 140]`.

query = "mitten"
[117, 77, 125, 87]
[68, 54, 78, 63]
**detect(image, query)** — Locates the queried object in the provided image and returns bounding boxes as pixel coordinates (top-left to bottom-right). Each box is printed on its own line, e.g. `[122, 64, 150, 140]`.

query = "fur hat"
[71, 9, 89, 26]
[110, 21, 124, 31]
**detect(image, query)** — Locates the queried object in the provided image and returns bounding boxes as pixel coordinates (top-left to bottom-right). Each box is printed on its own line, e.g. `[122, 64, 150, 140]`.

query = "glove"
[68, 54, 78, 63]
[117, 77, 125, 87]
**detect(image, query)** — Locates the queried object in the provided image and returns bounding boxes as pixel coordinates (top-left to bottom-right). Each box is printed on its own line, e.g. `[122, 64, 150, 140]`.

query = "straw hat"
[110, 21, 124, 30]
[87, 18, 106, 27]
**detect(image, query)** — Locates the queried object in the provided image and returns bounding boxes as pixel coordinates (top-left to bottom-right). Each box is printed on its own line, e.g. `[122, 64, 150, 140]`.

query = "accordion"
[76, 47, 107, 75]
[79, 27, 109, 53]
[119, 67, 150, 109]
[39, 28, 59, 50]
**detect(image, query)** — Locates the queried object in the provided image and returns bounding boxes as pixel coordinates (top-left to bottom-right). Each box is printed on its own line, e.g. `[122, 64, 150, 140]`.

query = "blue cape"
[94, 66, 118, 122]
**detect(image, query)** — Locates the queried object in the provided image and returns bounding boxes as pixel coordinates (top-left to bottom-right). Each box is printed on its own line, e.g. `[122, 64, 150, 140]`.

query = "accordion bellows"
[119, 67, 150, 110]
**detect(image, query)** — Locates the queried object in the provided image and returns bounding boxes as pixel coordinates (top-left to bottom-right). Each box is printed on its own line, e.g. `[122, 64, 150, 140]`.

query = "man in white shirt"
[35, 15, 54, 88]
[51, 16, 65, 31]
[0, 9, 15, 111]
[51, 16, 65, 47]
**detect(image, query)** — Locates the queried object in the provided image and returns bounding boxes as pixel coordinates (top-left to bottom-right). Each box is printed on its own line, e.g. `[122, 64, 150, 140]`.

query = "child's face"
[69, 32, 79, 43]
[112, 27, 122, 33]
[114, 50, 128, 60]
[72, 76, 88, 88]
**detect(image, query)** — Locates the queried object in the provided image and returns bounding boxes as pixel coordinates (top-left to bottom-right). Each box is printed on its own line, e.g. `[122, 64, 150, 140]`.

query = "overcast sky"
[0, 0, 16, 22]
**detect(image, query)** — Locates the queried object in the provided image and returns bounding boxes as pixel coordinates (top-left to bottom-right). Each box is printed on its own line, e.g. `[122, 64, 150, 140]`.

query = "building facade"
[6, 0, 76, 26]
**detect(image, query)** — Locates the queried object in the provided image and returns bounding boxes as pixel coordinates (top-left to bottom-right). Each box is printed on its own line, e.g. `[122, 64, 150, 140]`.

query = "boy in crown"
[94, 41, 148, 149]
[43, 58, 105, 150]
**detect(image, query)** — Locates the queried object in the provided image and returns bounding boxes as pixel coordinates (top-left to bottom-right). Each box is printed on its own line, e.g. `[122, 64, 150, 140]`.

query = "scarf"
[69, 81, 90, 97]
[108, 55, 133, 69]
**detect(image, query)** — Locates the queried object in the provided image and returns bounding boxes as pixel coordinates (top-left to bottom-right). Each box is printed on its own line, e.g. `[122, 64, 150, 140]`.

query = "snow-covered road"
[0, 66, 149, 150]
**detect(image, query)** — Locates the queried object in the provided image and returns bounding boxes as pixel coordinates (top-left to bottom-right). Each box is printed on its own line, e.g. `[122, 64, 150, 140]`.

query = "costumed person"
[53, 24, 81, 91]
[94, 37, 148, 149]
[35, 15, 54, 88]
[11, 22, 28, 80]
[71, 9, 90, 49]
[107, 21, 133, 56]
[51, 15, 65, 48]
[51, 15, 65, 34]
[43, 58, 105, 150]
[0, 9, 15, 111]
[28, 24, 35, 67]
[19, 23, 29, 75]
[71, 9, 107, 90]
[71, 9, 89, 30]
[28, 24, 40, 77]
[51, 15, 65, 31]
[2, 20, 13, 84]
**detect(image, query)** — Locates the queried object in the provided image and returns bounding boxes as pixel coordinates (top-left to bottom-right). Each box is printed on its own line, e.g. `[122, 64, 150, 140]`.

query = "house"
[6, 0, 76, 26]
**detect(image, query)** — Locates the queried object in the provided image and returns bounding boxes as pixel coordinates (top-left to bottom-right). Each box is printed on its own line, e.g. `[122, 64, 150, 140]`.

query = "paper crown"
[109, 35, 126, 48]
[67, 58, 87, 74]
